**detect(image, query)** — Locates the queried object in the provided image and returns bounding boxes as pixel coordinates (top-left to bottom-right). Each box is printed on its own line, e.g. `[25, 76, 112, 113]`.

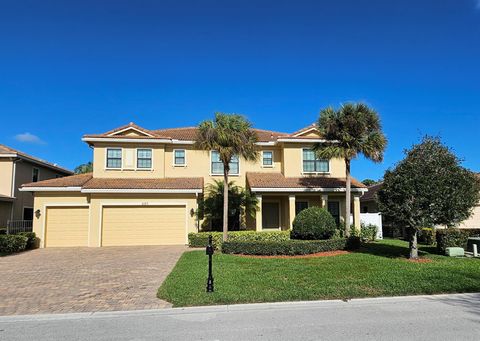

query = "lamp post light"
[206, 235, 214, 293]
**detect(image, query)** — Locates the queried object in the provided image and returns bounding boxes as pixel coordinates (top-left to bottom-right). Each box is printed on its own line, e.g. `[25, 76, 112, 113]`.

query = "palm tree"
[314, 103, 387, 236]
[196, 113, 258, 241]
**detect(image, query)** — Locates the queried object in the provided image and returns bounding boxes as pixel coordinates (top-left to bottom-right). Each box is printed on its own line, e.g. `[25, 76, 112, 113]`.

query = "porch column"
[255, 194, 262, 231]
[321, 194, 328, 209]
[353, 195, 361, 231]
[288, 194, 296, 229]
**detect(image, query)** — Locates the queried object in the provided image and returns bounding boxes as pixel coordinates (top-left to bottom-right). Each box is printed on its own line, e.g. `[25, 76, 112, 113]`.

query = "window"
[295, 201, 308, 215]
[211, 151, 239, 175]
[32, 168, 39, 182]
[302, 149, 329, 173]
[137, 149, 152, 169]
[174, 149, 186, 166]
[262, 151, 273, 167]
[106, 148, 122, 168]
[23, 207, 33, 221]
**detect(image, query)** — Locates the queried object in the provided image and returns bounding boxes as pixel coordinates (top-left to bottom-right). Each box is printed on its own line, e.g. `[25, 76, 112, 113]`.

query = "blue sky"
[0, 0, 479, 180]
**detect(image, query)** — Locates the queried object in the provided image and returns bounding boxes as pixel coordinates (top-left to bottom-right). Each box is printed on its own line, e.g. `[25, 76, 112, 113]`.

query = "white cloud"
[14, 132, 46, 145]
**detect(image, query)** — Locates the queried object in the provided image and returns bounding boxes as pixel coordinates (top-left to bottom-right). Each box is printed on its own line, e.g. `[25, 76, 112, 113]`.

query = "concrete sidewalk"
[1, 293, 479, 340]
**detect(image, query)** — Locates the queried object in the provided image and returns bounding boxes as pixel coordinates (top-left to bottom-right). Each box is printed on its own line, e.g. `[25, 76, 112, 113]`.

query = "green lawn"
[157, 239, 480, 307]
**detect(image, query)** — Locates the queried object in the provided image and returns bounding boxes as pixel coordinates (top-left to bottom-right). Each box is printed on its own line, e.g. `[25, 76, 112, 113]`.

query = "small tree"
[362, 179, 378, 186]
[199, 180, 258, 231]
[74, 162, 93, 174]
[196, 113, 258, 241]
[378, 137, 480, 259]
[314, 103, 387, 236]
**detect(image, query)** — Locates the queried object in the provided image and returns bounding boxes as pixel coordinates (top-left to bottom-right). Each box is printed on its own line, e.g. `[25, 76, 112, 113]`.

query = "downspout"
[10, 158, 20, 221]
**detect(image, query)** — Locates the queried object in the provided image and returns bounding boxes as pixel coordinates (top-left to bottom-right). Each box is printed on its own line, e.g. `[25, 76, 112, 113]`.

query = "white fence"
[360, 213, 383, 239]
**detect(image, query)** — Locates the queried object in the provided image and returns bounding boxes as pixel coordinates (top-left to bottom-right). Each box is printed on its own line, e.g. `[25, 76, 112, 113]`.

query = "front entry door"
[262, 202, 280, 229]
[328, 201, 340, 226]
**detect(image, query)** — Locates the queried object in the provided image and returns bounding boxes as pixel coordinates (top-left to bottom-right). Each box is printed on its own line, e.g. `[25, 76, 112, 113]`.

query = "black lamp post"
[206, 235, 214, 292]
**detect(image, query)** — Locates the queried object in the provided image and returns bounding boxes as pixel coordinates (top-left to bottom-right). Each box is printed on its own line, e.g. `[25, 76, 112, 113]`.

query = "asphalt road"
[1, 293, 479, 341]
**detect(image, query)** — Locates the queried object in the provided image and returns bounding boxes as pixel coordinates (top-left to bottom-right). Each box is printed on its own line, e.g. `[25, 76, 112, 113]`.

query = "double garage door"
[44, 205, 186, 247]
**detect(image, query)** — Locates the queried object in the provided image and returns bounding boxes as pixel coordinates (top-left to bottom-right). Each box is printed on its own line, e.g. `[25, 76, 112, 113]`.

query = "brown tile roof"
[82, 177, 203, 190]
[360, 183, 382, 201]
[22, 173, 93, 188]
[246, 172, 366, 189]
[0, 144, 73, 174]
[21, 172, 203, 191]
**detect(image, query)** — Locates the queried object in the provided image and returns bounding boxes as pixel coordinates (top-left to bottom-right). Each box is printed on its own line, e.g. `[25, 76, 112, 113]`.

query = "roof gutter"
[250, 187, 368, 193]
[80, 188, 202, 194]
[19, 187, 82, 192]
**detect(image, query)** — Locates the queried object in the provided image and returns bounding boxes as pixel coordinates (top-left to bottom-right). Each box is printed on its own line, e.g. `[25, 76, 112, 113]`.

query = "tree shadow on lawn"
[355, 241, 439, 259]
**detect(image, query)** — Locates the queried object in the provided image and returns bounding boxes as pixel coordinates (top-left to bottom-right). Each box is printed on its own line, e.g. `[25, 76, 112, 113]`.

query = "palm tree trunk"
[223, 168, 229, 242]
[345, 158, 351, 237]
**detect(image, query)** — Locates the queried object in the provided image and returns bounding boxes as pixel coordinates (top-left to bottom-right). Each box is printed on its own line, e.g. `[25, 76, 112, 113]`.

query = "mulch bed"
[234, 250, 350, 259]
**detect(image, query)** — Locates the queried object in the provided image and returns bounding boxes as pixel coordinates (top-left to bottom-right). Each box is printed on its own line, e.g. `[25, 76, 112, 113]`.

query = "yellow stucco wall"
[458, 205, 480, 229]
[0, 159, 13, 197]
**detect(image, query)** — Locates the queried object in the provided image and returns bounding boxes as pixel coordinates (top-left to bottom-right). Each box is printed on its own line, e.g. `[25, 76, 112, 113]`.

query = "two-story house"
[21, 122, 367, 247]
[0, 144, 73, 227]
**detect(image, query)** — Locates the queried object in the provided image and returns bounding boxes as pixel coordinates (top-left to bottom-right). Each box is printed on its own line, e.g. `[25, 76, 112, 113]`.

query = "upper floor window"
[32, 168, 39, 182]
[137, 149, 152, 169]
[211, 151, 239, 175]
[106, 148, 122, 169]
[302, 149, 329, 173]
[262, 151, 273, 167]
[174, 149, 186, 166]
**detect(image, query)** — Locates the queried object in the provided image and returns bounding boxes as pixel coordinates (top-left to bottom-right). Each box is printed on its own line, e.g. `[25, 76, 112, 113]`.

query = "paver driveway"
[0, 246, 186, 315]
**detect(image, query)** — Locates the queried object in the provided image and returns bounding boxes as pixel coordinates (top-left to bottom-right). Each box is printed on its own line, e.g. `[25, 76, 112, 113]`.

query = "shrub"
[345, 236, 362, 250]
[291, 207, 336, 240]
[418, 228, 436, 245]
[360, 224, 378, 242]
[222, 239, 349, 256]
[188, 231, 290, 250]
[0, 235, 28, 253]
[0, 228, 6, 235]
[436, 228, 480, 253]
[18, 232, 38, 249]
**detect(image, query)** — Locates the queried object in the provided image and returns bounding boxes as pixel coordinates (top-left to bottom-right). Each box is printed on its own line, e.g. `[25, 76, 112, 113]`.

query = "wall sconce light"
[190, 208, 195, 217]
[35, 209, 41, 218]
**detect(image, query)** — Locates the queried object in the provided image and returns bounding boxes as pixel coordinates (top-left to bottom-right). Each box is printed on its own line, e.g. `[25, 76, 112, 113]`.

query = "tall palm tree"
[314, 103, 387, 236]
[196, 113, 258, 241]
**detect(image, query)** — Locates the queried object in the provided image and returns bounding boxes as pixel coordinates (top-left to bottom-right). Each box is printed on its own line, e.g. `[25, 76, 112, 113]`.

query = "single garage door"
[45, 206, 89, 247]
[101, 205, 186, 246]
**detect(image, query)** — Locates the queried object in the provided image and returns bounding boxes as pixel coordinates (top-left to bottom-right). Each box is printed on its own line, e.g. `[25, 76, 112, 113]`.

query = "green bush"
[0, 228, 6, 235]
[0, 235, 28, 253]
[291, 207, 336, 240]
[418, 228, 436, 245]
[360, 224, 378, 242]
[188, 231, 290, 250]
[222, 239, 349, 256]
[18, 232, 38, 249]
[436, 228, 480, 253]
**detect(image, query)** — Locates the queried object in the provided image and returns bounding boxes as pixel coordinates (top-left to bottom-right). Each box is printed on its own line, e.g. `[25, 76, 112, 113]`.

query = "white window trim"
[136, 148, 153, 171]
[209, 151, 240, 176]
[32, 167, 40, 182]
[105, 147, 123, 170]
[301, 148, 330, 175]
[173, 149, 187, 167]
[261, 150, 274, 168]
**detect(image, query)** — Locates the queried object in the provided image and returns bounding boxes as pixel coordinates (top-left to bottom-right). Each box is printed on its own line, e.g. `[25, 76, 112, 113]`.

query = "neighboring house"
[0, 144, 73, 227]
[360, 177, 480, 229]
[21, 122, 367, 248]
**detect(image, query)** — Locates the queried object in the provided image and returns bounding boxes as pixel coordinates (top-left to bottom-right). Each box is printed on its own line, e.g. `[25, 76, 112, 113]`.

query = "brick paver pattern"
[0, 246, 186, 315]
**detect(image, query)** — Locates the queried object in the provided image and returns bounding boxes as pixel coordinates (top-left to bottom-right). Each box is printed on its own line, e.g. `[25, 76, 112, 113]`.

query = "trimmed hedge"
[436, 228, 480, 253]
[222, 237, 361, 256]
[0, 235, 28, 254]
[418, 228, 436, 245]
[188, 231, 290, 250]
[18, 232, 38, 250]
[291, 207, 336, 240]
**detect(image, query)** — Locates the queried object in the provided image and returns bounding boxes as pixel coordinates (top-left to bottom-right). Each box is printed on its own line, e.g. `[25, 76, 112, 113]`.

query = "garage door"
[45, 207, 89, 247]
[101, 205, 186, 246]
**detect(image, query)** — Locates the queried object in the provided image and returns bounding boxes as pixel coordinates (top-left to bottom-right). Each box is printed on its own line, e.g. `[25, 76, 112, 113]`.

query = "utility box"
[467, 237, 480, 253]
[445, 247, 465, 257]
